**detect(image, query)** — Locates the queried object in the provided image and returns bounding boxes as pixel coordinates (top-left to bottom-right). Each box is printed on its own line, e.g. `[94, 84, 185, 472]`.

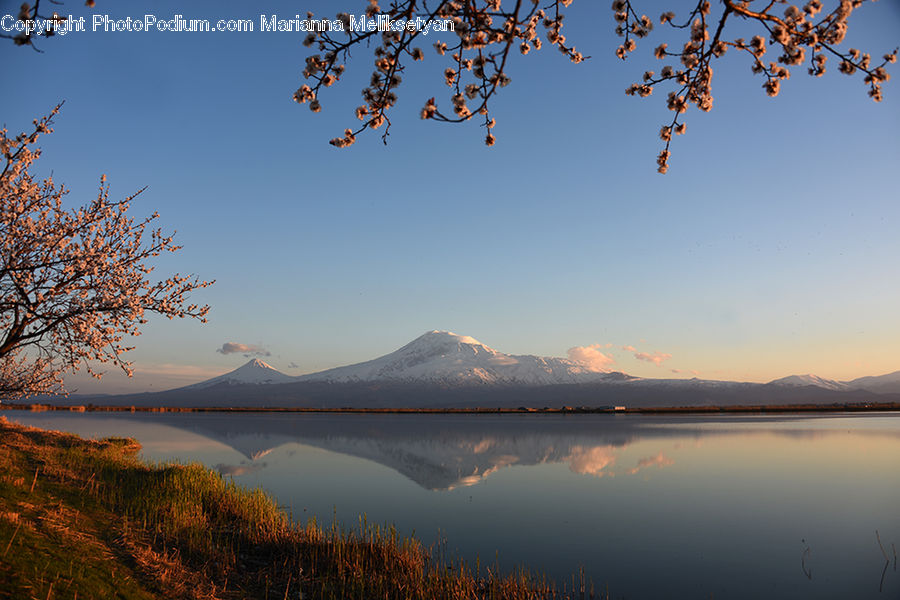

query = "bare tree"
[0, 107, 212, 399]
[296, 0, 896, 171]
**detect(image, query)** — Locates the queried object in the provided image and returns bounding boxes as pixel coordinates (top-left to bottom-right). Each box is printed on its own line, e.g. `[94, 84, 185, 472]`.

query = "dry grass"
[0, 416, 595, 600]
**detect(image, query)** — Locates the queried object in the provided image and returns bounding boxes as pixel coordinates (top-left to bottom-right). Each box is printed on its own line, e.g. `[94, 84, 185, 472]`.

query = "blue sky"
[3, 0, 899, 392]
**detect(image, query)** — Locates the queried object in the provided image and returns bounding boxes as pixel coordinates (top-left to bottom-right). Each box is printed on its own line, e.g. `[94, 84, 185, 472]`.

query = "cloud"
[567, 344, 615, 370]
[564, 445, 618, 477]
[633, 351, 672, 366]
[627, 452, 674, 475]
[216, 342, 270, 357]
[65, 362, 226, 394]
[287, 362, 300, 369]
[671, 368, 701, 376]
[135, 363, 225, 379]
[623, 345, 671, 366]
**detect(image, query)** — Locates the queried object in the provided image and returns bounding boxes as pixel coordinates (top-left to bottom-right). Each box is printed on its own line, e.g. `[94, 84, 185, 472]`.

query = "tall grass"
[0, 417, 598, 600]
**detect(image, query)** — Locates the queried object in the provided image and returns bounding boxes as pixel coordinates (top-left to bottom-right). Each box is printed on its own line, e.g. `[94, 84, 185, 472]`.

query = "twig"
[30, 467, 39, 493]
[80, 472, 95, 492]
[283, 573, 292, 600]
[876, 530, 889, 562]
[801, 544, 812, 580]
[3, 522, 21, 557]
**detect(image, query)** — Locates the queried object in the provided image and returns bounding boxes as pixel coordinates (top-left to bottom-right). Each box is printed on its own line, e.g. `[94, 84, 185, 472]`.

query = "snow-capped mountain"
[769, 371, 900, 394]
[297, 330, 630, 386]
[49, 330, 895, 409]
[185, 358, 294, 389]
[768, 374, 849, 391]
[846, 370, 900, 394]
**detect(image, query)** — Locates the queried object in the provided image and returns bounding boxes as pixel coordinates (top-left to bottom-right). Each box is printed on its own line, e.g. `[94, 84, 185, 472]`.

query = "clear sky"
[3, 0, 899, 393]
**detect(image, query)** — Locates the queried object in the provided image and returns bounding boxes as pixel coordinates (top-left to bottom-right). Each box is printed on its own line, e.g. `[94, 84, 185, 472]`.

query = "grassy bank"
[0, 417, 590, 600]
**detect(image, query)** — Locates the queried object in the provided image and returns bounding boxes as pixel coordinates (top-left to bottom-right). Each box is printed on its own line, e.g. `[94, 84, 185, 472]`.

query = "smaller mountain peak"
[244, 358, 275, 369]
[768, 373, 847, 391]
[182, 357, 293, 389]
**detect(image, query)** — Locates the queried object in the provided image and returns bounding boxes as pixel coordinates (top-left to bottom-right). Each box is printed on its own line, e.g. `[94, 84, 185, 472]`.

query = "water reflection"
[78, 413, 711, 489]
[129, 412, 899, 490]
[5, 411, 900, 599]
[214, 462, 265, 477]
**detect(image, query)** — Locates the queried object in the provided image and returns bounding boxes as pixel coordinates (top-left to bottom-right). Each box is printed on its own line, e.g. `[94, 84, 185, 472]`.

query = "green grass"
[0, 416, 595, 600]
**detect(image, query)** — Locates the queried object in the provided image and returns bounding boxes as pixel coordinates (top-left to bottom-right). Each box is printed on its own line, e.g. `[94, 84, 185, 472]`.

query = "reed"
[0, 416, 594, 600]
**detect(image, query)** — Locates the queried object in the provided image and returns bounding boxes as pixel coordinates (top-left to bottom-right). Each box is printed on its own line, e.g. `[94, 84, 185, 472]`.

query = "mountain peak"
[243, 358, 275, 370]
[409, 330, 487, 347]
[185, 358, 294, 389]
[768, 373, 848, 391]
[298, 330, 619, 386]
[394, 330, 498, 362]
[846, 369, 900, 394]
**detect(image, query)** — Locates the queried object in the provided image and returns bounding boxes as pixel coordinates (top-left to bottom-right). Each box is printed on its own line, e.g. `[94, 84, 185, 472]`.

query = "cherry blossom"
[297, 0, 894, 172]
[0, 107, 213, 399]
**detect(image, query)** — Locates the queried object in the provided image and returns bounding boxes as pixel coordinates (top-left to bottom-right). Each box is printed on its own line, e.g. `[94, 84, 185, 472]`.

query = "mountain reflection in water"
[134, 413, 684, 490]
[7, 411, 900, 600]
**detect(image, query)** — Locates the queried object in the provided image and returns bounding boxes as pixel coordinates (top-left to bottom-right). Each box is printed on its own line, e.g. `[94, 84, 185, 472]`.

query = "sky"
[3, 0, 899, 393]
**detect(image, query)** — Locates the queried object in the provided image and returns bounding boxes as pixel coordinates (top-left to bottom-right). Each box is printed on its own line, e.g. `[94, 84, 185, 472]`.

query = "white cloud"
[136, 363, 225, 379]
[216, 342, 270, 357]
[567, 344, 616, 370]
[623, 345, 672, 366]
[634, 351, 672, 366]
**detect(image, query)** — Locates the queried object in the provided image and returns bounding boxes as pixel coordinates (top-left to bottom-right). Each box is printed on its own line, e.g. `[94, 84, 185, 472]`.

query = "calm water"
[6, 410, 899, 599]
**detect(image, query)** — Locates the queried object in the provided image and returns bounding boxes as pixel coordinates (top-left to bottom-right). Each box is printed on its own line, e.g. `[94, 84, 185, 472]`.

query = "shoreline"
[0, 417, 571, 599]
[2, 401, 899, 415]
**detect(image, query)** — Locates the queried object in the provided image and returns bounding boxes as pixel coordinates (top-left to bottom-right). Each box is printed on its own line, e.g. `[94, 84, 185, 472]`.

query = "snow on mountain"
[168, 332, 900, 399]
[186, 358, 295, 389]
[297, 330, 629, 386]
[768, 374, 849, 391]
[845, 370, 900, 394]
[620, 376, 748, 389]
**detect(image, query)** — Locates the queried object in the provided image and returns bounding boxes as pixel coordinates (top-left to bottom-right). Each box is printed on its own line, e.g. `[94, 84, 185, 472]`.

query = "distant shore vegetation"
[2, 402, 899, 415]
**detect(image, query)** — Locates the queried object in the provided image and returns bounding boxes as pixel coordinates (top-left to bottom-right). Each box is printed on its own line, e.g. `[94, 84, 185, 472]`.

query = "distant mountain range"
[18, 330, 900, 408]
[191, 330, 900, 394]
[768, 371, 900, 394]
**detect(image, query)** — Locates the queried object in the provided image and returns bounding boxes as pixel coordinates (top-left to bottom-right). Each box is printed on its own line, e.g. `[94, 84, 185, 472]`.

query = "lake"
[5, 410, 899, 599]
